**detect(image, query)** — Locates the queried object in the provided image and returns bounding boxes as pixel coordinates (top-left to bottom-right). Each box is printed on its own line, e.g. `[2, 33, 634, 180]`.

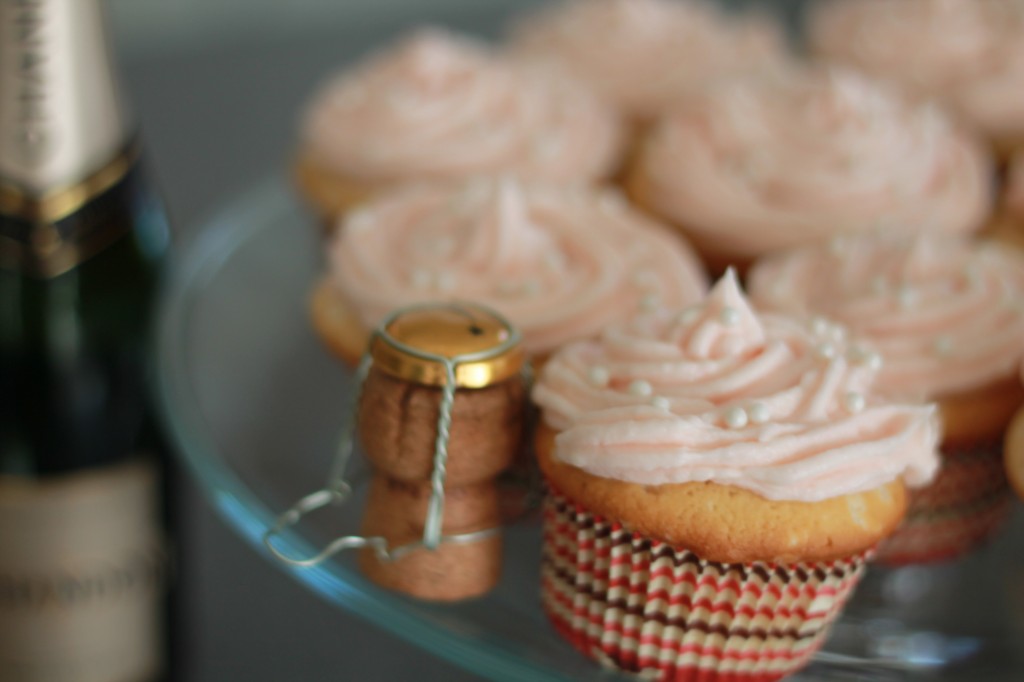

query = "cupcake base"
[541, 488, 869, 682]
[293, 154, 379, 224]
[875, 439, 1011, 566]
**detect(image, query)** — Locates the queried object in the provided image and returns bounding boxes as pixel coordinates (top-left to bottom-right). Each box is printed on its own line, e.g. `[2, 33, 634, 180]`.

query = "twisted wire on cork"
[263, 302, 522, 569]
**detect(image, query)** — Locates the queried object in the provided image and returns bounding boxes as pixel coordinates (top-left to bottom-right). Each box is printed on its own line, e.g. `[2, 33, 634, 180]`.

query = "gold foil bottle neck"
[370, 303, 524, 388]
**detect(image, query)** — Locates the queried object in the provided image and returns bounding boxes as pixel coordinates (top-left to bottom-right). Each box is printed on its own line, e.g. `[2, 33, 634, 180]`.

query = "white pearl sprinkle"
[897, 285, 917, 310]
[843, 391, 866, 414]
[747, 401, 770, 425]
[817, 342, 838, 360]
[410, 268, 432, 290]
[828, 324, 847, 343]
[934, 336, 953, 356]
[436, 272, 456, 292]
[677, 307, 702, 326]
[640, 293, 660, 312]
[724, 406, 748, 429]
[850, 345, 884, 370]
[651, 396, 671, 411]
[719, 307, 740, 326]
[628, 380, 653, 397]
[811, 316, 830, 337]
[588, 366, 610, 387]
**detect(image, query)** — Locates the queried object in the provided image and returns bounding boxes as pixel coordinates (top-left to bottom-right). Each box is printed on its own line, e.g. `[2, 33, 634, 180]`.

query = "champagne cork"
[357, 304, 525, 601]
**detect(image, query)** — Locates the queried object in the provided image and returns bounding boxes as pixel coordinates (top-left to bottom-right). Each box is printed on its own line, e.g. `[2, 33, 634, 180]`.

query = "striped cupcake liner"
[541, 489, 869, 682]
[876, 439, 1011, 565]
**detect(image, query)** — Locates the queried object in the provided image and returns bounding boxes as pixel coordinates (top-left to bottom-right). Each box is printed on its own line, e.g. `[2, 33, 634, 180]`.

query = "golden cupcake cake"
[508, 0, 788, 125]
[295, 29, 623, 220]
[312, 178, 707, 363]
[809, 0, 1024, 161]
[750, 232, 1024, 564]
[625, 66, 993, 274]
[531, 271, 939, 681]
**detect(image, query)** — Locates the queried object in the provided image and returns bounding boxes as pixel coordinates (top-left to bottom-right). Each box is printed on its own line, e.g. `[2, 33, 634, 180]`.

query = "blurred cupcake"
[1005, 362, 1024, 501]
[985, 151, 1024, 250]
[809, 0, 1024, 161]
[625, 67, 993, 275]
[295, 29, 623, 220]
[312, 178, 706, 363]
[750, 232, 1024, 564]
[508, 0, 788, 125]
[532, 271, 939, 681]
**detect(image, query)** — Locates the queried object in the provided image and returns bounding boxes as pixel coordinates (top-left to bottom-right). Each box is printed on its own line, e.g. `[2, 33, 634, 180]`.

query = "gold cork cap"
[370, 303, 524, 388]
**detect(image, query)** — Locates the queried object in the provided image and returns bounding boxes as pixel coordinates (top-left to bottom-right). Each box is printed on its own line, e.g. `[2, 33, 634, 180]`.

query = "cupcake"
[312, 178, 707, 363]
[750, 232, 1024, 564]
[625, 67, 993, 274]
[985, 151, 1024, 251]
[532, 271, 939, 681]
[295, 29, 623, 220]
[1005, 362, 1024, 501]
[809, 0, 1024, 161]
[507, 0, 788, 125]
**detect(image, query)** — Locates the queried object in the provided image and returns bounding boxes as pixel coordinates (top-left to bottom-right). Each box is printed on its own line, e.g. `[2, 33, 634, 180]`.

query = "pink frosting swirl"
[327, 178, 707, 356]
[634, 67, 992, 260]
[749, 232, 1024, 399]
[532, 271, 940, 501]
[810, 0, 1024, 140]
[300, 28, 622, 184]
[509, 0, 788, 119]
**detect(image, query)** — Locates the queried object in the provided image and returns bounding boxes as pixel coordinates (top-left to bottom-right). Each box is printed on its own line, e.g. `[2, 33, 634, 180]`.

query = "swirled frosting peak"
[810, 0, 1024, 139]
[634, 66, 992, 260]
[532, 271, 940, 501]
[509, 0, 788, 119]
[327, 178, 707, 356]
[749, 231, 1024, 398]
[301, 28, 622, 184]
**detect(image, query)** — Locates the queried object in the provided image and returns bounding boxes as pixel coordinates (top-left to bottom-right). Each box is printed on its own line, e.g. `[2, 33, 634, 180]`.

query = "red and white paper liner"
[876, 439, 1011, 566]
[541, 488, 869, 682]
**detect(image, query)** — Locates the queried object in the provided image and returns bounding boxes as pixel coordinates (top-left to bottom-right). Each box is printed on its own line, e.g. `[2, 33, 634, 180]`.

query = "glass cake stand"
[155, 176, 1024, 681]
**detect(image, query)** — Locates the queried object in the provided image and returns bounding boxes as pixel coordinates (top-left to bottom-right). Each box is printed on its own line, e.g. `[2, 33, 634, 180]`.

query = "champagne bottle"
[0, 1, 175, 680]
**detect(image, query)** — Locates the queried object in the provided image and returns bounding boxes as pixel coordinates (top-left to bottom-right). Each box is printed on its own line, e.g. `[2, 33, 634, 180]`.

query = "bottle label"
[0, 460, 165, 682]
[0, 145, 140, 278]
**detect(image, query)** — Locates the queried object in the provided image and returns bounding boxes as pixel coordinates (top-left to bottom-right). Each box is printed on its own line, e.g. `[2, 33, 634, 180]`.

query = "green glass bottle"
[0, 1, 175, 680]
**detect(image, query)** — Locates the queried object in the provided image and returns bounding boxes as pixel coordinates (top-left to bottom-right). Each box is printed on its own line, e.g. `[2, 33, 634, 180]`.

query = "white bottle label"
[0, 460, 165, 682]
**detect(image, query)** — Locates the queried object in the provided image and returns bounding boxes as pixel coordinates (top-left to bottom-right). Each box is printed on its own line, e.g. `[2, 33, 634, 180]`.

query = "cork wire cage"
[262, 301, 527, 568]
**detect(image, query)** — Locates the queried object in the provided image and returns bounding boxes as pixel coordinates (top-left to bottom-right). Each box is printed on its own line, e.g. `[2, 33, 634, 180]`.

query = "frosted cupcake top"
[631, 67, 992, 261]
[749, 232, 1024, 399]
[810, 0, 1024, 141]
[532, 271, 939, 501]
[327, 178, 707, 356]
[300, 29, 622, 184]
[508, 0, 787, 120]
